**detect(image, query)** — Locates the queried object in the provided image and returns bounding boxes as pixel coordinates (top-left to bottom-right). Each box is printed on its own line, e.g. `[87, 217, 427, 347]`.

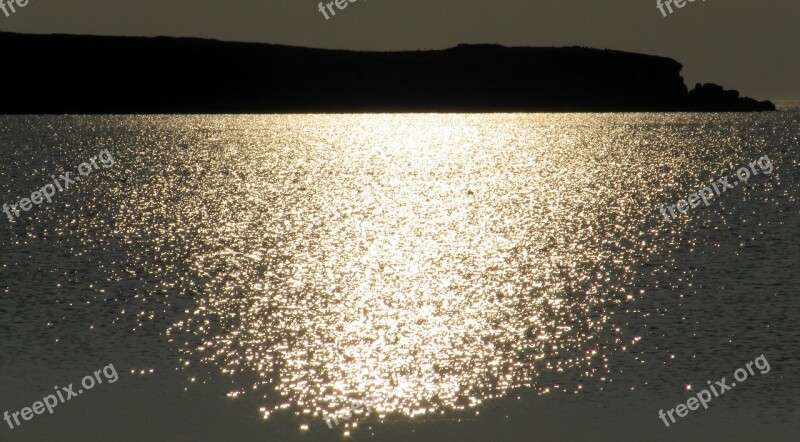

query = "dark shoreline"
[0, 32, 775, 114]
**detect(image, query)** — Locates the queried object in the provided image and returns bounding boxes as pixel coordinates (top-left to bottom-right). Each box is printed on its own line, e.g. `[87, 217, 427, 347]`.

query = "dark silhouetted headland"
[0, 32, 775, 113]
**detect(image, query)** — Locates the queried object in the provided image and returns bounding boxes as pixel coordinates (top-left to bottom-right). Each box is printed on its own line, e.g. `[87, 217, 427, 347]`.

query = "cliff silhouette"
[0, 32, 775, 113]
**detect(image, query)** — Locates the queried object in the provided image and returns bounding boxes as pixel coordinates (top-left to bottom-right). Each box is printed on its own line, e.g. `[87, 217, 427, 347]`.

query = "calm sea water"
[1, 108, 798, 441]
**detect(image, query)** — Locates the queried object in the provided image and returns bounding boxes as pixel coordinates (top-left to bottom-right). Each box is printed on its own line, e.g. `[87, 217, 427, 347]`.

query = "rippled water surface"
[1, 110, 798, 441]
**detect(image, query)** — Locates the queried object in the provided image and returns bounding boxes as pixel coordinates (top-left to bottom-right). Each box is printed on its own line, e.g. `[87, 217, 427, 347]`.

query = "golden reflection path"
[116, 115, 664, 428]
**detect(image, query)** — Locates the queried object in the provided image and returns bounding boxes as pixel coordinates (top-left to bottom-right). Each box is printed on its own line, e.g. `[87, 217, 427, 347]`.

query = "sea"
[1, 106, 798, 441]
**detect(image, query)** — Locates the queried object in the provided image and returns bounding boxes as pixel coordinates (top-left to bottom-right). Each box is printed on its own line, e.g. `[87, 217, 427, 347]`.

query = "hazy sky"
[2, 0, 798, 99]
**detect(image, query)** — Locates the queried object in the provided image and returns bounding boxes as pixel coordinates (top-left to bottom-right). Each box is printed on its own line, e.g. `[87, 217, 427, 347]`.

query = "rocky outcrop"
[687, 83, 775, 111]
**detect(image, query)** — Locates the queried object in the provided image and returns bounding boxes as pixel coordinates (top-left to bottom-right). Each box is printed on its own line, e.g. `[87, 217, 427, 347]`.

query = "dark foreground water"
[1, 108, 798, 441]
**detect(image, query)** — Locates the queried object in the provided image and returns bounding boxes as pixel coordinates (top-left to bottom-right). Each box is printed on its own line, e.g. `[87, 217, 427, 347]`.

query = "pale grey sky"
[2, 0, 798, 99]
